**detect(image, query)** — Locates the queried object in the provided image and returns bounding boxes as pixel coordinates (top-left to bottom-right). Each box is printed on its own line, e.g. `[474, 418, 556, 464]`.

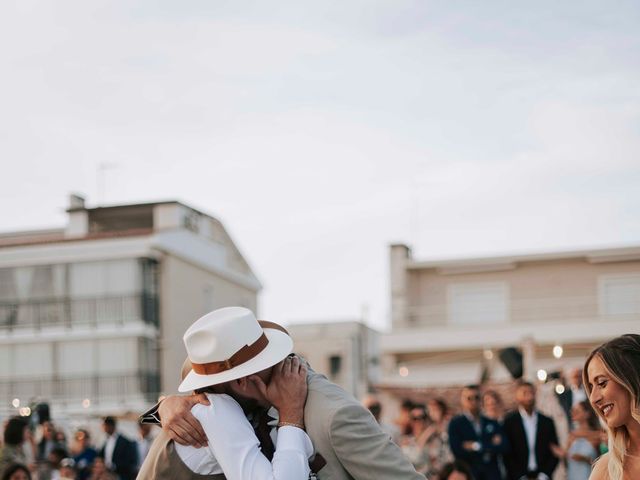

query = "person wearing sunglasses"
[448, 385, 507, 480]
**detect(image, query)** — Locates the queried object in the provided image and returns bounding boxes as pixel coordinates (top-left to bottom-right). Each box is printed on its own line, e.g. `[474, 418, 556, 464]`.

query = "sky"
[1, 1, 639, 330]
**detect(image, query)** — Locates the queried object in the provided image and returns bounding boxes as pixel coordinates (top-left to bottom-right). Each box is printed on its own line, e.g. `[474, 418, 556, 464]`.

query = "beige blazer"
[304, 369, 426, 480]
[136, 430, 225, 480]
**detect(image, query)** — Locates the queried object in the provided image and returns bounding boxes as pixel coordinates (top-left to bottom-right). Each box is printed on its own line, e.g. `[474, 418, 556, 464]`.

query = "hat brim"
[178, 327, 293, 393]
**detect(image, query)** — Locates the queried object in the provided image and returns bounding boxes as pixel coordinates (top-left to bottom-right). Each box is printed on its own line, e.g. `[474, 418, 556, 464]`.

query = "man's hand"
[249, 356, 308, 425]
[158, 394, 210, 447]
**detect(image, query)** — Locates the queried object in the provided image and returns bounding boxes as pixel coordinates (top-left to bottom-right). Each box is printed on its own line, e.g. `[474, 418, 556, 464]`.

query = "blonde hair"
[583, 334, 640, 480]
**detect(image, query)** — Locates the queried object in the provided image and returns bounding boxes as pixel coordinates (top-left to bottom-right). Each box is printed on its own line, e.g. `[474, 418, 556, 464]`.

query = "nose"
[589, 387, 602, 405]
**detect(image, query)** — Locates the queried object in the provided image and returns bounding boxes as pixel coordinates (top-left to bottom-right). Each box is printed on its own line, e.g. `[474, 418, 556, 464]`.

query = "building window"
[448, 282, 509, 325]
[599, 274, 640, 315]
[329, 355, 342, 378]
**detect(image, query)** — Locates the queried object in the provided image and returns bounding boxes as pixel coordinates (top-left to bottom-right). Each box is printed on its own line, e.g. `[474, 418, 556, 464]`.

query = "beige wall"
[287, 321, 378, 400]
[159, 254, 258, 393]
[405, 258, 640, 327]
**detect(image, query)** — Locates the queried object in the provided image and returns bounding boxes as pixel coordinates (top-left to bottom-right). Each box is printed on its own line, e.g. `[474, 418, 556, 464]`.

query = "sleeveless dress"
[567, 437, 597, 480]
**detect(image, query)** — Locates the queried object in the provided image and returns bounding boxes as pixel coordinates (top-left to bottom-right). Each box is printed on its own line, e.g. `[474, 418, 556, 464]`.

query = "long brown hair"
[582, 334, 640, 480]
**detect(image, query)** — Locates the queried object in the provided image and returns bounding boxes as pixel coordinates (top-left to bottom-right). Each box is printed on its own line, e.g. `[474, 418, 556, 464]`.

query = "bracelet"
[277, 421, 305, 430]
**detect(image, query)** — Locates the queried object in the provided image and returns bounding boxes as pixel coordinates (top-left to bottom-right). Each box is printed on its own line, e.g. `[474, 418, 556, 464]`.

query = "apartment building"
[0, 195, 260, 416]
[287, 320, 379, 400]
[379, 243, 640, 396]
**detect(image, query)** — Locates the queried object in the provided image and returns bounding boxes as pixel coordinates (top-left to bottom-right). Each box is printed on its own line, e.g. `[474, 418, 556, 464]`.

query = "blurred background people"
[438, 460, 475, 480]
[362, 394, 400, 444]
[135, 422, 153, 473]
[59, 458, 77, 480]
[448, 385, 506, 480]
[98, 417, 137, 480]
[550, 400, 601, 480]
[399, 405, 431, 475]
[502, 381, 559, 480]
[88, 457, 116, 480]
[0, 418, 29, 475]
[557, 368, 587, 430]
[37, 422, 66, 463]
[482, 390, 505, 422]
[1, 464, 31, 480]
[72, 429, 97, 480]
[395, 399, 415, 436]
[424, 398, 453, 478]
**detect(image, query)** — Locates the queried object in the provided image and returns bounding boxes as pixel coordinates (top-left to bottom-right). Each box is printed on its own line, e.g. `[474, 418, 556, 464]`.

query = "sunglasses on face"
[465, 395, 480, 401]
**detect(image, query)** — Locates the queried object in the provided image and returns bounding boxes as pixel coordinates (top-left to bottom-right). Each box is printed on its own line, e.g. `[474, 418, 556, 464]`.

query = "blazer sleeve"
[540, 417, 559, 476]
[328, 403, 426, 480]
[483, 420, 508, 454]
[447, 417, 467, 460]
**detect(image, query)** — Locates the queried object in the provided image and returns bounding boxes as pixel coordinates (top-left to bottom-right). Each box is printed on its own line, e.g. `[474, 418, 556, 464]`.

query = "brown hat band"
[191, 320, 289, 375]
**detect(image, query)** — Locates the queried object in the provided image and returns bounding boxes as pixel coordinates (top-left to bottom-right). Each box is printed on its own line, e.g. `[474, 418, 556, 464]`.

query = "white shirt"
[104, 433, 117, 469]
[175, 393, 313, 480]
[519, 407, 538, 472]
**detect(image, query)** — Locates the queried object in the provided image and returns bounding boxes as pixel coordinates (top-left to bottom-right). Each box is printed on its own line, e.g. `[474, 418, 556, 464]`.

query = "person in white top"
[138, 307, 313, 480]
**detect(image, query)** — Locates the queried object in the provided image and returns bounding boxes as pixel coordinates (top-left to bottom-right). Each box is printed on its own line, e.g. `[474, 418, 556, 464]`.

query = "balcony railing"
[0, 372, 161, 405]
[0, 294, 159, 330]
[405, 294, 635, 326]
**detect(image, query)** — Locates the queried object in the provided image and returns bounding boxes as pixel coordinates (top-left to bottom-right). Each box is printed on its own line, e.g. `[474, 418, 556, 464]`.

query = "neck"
[521, 406, 534, 416]
[466, 410, 479, 419]
[626, 418, 640, 455]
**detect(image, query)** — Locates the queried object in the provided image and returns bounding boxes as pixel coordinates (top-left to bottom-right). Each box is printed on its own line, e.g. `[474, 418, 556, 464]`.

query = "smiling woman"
[583, 334, 640, 480]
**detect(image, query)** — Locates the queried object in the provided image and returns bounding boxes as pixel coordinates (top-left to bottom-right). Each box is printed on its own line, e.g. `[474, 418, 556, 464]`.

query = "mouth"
[601, 404, 613, 417]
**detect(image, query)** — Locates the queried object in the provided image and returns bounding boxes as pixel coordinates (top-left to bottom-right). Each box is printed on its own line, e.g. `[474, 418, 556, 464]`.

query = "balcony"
[0, 372, 161, 406]
[0, 294, 159, 331]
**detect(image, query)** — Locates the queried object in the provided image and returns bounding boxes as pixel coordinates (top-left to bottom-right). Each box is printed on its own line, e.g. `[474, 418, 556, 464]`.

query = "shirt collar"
[518, 407, 538, 421]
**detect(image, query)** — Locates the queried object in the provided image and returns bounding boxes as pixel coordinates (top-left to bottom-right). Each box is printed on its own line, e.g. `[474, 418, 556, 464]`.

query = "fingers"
[248, 375, 269, 399]
[168, 421, 205, 447]
[192, 392, 211, 406]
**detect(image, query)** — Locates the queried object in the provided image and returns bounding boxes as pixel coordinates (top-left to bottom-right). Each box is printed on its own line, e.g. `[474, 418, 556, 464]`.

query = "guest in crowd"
[438, 459, 475, 480]
[399, 405, 431, 475]
[135, 422, 153, 473]
[59, 458, 77, 480]
[0, 418, 29, 474]
[37, 422, 60, 463]
[424, 398, 453, 477]
[448, 385, 506, 480]
[98, 417, 137, 480]
[550, 400, 601, 480]
[0, 464, 31, 480]
[88, 457, 116, 480]
[396, 398, 416, 436]
[72, 429, 97, 480]
[483, 390, 505, 422]
[557, 367, 588, 430]
[584, 334, 640, 480]
[502, 381, 559, 480]
[362, 395, 401, 443]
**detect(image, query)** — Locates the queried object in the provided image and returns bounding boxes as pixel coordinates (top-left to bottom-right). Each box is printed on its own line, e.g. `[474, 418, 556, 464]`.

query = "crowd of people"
[365, 374, 609, 480]
[0, 416, 153, 480]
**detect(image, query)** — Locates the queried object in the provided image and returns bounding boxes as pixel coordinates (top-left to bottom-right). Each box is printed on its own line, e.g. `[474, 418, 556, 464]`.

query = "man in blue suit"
[448, 385, 507, 480]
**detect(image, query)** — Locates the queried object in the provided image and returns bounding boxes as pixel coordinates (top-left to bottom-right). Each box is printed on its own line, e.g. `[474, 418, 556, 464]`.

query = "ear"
[234, 377, 249, 392]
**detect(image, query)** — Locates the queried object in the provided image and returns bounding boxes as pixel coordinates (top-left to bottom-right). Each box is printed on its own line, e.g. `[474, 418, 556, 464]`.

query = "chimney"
[65, 193, 89, 238]
[68, 193, 86, 210]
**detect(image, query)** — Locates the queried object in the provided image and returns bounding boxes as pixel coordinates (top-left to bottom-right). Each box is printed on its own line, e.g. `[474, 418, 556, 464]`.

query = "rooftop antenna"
[97, 162, 119, 205]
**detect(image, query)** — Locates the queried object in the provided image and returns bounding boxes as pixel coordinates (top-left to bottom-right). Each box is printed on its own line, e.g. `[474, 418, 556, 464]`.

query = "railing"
[0, 372, 161, 405]
[0, 294, 158, 330]
[405, 294, 633, 326]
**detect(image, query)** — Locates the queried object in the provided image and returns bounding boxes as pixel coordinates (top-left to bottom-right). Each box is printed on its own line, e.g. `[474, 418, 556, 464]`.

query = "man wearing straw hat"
[141, 307, 425, 479]
[138, 307, 314, 479]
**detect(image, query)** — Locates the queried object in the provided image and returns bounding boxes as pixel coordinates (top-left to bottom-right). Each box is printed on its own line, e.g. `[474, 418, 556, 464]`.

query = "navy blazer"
[100, 434, 138, 480]
[448, 413, 507, 479]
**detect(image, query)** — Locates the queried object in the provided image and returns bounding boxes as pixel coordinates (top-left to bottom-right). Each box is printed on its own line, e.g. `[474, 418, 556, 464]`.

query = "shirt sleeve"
[192, 394, 313, 480]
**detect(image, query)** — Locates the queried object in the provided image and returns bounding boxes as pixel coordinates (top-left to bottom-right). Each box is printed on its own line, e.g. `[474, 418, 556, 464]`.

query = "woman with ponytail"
[583, 334, 640, 479]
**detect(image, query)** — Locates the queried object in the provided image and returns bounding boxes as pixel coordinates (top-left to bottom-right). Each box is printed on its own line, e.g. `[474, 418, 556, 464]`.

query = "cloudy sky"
[1, 1, 639, 330]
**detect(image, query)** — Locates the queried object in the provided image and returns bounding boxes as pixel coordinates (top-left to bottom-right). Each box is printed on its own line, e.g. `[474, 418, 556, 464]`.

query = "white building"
[287, 320, 379, 400]
[0, 195, 261, 417]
